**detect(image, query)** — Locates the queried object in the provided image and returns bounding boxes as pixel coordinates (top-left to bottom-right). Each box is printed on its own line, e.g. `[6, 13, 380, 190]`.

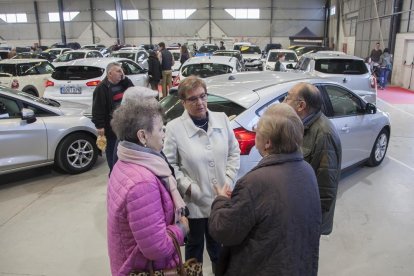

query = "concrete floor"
[0, 98, 414, 276]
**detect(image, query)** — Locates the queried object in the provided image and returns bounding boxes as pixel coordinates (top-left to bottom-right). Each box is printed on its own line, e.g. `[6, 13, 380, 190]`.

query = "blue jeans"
[185, 218, 221, 264]
[379, 68, 390, 88]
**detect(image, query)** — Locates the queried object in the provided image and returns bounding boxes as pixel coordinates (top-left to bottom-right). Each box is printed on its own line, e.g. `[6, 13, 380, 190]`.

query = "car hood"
[57, 100, 91, 115]
[243, 53, 261, 59]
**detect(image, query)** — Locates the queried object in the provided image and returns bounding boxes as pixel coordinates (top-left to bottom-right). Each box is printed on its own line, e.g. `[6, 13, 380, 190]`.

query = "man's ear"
[297, 100, 307, 113]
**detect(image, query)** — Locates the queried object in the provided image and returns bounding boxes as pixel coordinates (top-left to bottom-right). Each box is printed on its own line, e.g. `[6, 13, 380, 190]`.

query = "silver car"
[0, 87, 99, 175]
[161, 71, 390, 179]
[294, 52, 377, 104]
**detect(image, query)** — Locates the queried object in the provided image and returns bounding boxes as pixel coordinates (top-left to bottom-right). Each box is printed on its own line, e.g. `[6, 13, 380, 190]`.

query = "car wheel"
[55, 133, 98, 174]
[366, 128, 389, 167]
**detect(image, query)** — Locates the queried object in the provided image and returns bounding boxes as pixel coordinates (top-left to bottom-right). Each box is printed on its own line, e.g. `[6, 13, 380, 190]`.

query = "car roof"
[303, 52, 364, 60]
[112, 49, 147, 53]
[204, 71, 315, 108]
[54, 57, 130, 68]
[65, 49, 101, 53]
[0, 58, 49, 64]
[213, 50, 241, 54]
[184, 56, 237, 65]
[268, 49, 296, 54]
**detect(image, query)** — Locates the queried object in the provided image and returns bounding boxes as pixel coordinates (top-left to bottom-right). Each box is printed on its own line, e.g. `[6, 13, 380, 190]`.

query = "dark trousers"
[105, 134, 117, 173]
[185, 218, 221, 264]
[379, 67, 391, 88]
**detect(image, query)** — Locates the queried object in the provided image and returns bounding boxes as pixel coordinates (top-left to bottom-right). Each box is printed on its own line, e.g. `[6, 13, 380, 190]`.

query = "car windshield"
[315, 59, 368, 75]
[172, 52, 180, 61]
[52, 66, 104, 80]
[55, 52, 86, 62]
[160, 93, 246, 124]
[239, 46, 261, 54]
[181, 63, 233, 78]
[267, 52, 298, 62]
[199, 45, 219, 53]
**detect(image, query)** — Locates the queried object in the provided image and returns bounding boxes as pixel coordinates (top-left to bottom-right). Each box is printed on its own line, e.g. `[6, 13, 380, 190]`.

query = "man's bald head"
[289, 82, 322, 115]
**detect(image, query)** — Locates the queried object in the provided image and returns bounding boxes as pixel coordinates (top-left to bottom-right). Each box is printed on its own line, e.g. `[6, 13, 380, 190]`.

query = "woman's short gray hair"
[257, 103, 304, 154]
[111, 97, 163, 145]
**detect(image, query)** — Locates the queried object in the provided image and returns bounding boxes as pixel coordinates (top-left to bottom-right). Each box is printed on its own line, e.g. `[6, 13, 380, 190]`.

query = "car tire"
[55, 133, 98, 174]
[366, 128, 389, 167]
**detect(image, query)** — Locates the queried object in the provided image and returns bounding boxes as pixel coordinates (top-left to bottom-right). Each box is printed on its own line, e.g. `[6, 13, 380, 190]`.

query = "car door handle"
[343, 78, 347, 83]
[341, 126, 350, 133]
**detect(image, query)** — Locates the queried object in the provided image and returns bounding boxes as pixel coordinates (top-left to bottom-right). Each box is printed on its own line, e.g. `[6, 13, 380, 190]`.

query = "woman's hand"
[179, 216, 190, 234]
[213, 184, 232, 198]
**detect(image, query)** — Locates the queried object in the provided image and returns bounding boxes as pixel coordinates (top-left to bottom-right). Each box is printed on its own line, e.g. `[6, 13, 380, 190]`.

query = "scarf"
[117, 141, 186, 222]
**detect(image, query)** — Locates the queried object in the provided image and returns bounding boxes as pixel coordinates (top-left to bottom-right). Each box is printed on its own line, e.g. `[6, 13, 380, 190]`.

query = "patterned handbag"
[129, 230, 203, 276]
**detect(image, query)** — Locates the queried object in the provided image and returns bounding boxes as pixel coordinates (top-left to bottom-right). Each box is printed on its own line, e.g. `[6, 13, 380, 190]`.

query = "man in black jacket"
[285, 82, 342, 235]
[92, 62, 134, 172]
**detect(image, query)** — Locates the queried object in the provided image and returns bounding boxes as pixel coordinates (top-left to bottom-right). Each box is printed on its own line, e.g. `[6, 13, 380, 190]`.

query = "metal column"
[389, 0, 403, 54]
[33, 1, 42, 46]
[114, 0, 124, 45]
[270, 0, 274, 43]
[208, 0, 212, 44]
[148, 0, 153, 45]
[89, 0, 96, 44]
[58, 0, 66, 44]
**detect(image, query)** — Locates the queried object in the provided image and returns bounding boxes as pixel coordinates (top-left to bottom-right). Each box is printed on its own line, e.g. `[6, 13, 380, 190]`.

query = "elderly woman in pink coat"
[107, 96, 189, 276]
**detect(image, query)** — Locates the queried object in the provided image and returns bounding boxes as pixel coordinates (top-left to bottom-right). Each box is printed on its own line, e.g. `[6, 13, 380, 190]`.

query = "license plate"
[60, 86, 81, 94]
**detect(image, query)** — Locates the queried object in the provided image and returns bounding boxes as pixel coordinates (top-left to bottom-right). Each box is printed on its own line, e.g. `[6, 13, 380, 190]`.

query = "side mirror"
[286, 64, 294, 69]
[21, 108, 36, 123]
[365, 103, 377, 114]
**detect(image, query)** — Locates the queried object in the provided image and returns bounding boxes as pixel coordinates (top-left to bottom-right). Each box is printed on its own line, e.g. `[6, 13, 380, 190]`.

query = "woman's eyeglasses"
[185, 93, 208, 105]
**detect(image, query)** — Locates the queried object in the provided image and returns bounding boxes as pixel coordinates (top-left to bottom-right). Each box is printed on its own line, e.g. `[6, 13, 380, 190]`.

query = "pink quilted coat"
[107, 160, 185, 276]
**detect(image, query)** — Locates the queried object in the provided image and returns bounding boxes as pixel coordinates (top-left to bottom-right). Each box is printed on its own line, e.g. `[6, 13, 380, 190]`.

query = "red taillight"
[233, 127, 256, 155]
[45, 80, 54, 87]
[172, 76, 180, 87]
[86, 80, 101, 86]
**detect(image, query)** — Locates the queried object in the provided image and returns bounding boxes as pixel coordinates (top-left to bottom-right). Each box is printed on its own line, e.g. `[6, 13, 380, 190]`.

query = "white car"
[44, 47, 72, 57]
[0, 59, 54, 97]
[170, 49, 181, 78]
[161, 71, 390, 180]
[238, 45, 263, 70]
[264, 49, 298, 71]
[110, 49, 149, 70]
[173, 55, 244, 87]
[52, 50, 103, 67]
[43, 58, 148, 105]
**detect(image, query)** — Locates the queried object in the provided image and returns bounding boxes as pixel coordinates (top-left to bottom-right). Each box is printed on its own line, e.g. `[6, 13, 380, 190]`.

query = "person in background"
[107, 97, 189, 275]
[219, 41, 226, 50]
[157, 42, 174, 99]
[274, 52, 286, 71]
[370, 42, 382, 64]
[378, 48, 393, 89]
[147, 49, 162, 93]
[284, 82, 342, 235]
[209, 103, 321, 276]
[180, 44, 191, 65]
[163, 76, 240, 274]
[92, 62, 133, 172]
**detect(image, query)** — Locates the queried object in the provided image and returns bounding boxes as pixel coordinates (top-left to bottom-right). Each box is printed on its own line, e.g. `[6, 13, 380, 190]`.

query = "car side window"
[324, 85, 362, 117]
[0, 96, 20, 118]
[21, 102, 49, 116]
[121, 61, 142, 75]
[18, 64, 38, 76]
[256, 93, 287, 117]
[35, 62, 54, 74]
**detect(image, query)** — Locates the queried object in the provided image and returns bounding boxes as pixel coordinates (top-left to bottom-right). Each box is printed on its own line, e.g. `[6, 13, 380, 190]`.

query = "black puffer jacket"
[209, 151, 321, 276]
[91, 77, 134, 137]
[147, 55, 162, 83]
[302, 111, 342, 235]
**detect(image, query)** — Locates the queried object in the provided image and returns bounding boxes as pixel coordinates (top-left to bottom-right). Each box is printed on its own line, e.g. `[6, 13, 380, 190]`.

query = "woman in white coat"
[163, 76, 240, 273]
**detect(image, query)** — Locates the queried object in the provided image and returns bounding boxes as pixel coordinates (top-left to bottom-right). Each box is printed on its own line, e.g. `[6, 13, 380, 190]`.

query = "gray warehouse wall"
[0, 0, 326, 49]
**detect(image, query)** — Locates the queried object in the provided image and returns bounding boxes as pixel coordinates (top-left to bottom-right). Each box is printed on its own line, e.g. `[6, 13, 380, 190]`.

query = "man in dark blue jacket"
[157, 42, 174, 99]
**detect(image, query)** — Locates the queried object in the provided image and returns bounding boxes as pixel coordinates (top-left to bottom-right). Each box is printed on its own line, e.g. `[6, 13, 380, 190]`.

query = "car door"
[0, 95, 47, 172]
[120, 60, 148, 87]
[319, 84, 374, 169]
